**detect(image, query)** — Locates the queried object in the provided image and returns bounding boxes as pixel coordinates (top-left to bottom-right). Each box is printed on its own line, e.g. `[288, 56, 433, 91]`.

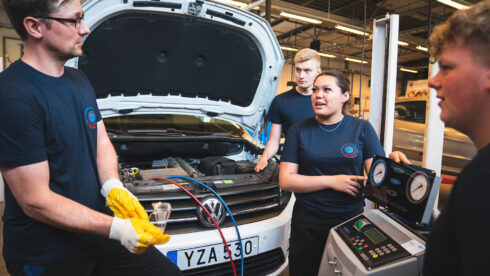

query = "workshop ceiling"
[259, 0, 481, 73]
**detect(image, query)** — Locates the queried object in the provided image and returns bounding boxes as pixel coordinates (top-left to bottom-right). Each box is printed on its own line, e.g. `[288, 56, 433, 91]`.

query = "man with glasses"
[0, 0, 181, 275]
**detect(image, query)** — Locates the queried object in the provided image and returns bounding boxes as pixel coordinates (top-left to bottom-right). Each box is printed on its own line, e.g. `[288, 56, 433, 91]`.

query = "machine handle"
[334, 269, 342, 275]
[328, 260, 337, 265]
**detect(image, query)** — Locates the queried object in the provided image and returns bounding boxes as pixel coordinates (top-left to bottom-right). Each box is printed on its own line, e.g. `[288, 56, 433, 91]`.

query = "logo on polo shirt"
[341, 143, 358, 158]
[84, 107, 97, 129]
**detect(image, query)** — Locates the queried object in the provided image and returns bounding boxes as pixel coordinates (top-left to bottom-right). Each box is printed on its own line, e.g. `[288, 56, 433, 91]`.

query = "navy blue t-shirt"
[267, 88, 316, 136]
[423, 144, 490, 276]
[281, 115, 385, 217]
[0, 60, 106, 265]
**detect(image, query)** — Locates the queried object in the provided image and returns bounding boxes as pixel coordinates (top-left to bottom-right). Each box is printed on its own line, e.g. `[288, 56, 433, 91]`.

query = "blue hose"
[167, 176, 244, 276]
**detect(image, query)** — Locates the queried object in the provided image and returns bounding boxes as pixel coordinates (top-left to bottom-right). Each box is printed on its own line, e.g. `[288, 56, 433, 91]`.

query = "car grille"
[132, 177, 290, 234]
[181, 248, 285, 276]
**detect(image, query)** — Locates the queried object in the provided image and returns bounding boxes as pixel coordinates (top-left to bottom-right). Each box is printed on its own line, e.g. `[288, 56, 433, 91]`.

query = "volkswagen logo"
[196, 197, 226, 228]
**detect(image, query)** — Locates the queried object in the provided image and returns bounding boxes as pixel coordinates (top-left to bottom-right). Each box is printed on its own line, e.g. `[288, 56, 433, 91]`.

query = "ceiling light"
[398, 41, 409, 46]
[400, 68, 418, 74]
[319, 53, 336, 58]
[345, 57, 368, 64]
[416, 45, 428, 52]
[280, 46, 299, 52]
[335, 24, 369, 36]
[437, 0, 470, 9]
[280, 11, 322, 24]
[214, 0, 247, 8]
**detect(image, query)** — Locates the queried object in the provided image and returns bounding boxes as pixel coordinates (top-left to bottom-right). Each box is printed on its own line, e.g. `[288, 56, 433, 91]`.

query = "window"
[394, 101, 426, 123]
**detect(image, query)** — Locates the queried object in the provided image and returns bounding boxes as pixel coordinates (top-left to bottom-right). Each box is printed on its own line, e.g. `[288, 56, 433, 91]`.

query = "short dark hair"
[3, 0, 72, 40]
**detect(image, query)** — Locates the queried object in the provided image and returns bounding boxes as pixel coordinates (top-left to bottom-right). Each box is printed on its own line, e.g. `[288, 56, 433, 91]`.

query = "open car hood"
[69, 0, 284, 133]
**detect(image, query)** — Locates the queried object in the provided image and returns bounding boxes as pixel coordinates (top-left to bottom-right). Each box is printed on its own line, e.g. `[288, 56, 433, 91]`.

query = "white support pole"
[382, 14, 399, 155]
[368, 16, 387, 138]
[368, 14, 399, 154]
[423, 62, 445, 213]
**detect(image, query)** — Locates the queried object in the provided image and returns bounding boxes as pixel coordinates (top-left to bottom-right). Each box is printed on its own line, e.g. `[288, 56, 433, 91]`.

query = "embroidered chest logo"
[341, 143, 358, 158]
[84, 107, 97, 129]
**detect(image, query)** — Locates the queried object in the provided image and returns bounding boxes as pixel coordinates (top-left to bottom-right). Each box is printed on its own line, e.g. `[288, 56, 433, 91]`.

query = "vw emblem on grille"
[196, 197, 226, 228]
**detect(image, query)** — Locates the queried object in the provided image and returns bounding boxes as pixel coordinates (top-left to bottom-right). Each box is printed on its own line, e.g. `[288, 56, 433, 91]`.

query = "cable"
[147, 177, 237, 276]
[167, 176, 244, 276]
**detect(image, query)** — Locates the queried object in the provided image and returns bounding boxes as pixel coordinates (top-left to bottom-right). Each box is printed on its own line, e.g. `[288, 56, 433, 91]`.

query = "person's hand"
[109, 217, 170, 254]
[389, 151, 411, 164]
[254, 157, 268, 172]
[329, 175, 367, 196]
[101, 178, 148, 220]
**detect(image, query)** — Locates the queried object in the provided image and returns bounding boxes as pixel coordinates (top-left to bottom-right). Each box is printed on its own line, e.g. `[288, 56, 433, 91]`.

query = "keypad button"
[373, 254, 379, 258]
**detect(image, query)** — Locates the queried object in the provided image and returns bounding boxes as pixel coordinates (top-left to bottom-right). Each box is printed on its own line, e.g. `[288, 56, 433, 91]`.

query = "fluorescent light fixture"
[398, 41, 409, 46]
[335, 24, 369, 36]
[400, 68, 419, 74]
[416, 45, 428, 52]
[280, 11, 322, 24]
[280, 46, 299, 52]
[319, 53, 336, 58]
[345, 57, 368, 64]
[437, 0, 469, 9]
[214, 0, 247, 8]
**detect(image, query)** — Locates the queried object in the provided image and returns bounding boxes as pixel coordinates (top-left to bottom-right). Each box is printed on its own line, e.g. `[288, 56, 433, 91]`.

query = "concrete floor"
[0, 184, 452, 276]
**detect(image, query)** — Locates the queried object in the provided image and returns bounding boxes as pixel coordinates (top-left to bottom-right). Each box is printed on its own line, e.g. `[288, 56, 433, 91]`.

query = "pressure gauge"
[370, 159, 387, 187]
[406, 172, 429, 204]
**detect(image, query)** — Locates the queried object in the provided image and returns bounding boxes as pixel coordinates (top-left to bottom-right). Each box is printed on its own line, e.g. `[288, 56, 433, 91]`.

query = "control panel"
[336, 215, 411, 270]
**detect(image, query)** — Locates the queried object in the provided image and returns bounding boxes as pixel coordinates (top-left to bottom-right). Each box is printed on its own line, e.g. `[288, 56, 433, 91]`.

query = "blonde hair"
[294, 48, 321, 64]
[429, 0, 490, 65]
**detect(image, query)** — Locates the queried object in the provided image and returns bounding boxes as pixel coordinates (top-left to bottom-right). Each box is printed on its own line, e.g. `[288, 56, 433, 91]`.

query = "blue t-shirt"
[267, 88, 316, 136]
[281, 115, 385, 217]
[0, 60, 106, 265]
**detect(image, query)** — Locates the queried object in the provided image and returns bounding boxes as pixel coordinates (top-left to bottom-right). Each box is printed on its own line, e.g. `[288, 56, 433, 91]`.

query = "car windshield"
[394, 100, 426, 124]
[104, 114, 244, 136]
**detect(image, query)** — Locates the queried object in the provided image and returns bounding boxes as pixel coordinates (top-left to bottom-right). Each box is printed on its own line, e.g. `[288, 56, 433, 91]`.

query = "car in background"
[393, 97, 477, 177]
[76, 0, 291, 275]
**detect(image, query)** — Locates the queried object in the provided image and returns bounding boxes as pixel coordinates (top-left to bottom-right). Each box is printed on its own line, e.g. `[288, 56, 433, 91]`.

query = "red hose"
[147, 177, 237, 276]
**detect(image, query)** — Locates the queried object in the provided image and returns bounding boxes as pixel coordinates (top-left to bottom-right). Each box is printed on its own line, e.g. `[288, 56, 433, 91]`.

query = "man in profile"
[423, 1, 490, 275]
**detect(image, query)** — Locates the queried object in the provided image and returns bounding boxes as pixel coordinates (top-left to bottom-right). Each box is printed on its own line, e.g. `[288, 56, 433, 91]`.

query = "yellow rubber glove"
[101, 178, 148, 220]
[109, 217, 171, 254]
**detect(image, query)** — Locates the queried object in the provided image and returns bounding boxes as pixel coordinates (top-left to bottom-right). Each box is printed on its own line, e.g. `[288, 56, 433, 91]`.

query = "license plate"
[167, 237, 259, 270]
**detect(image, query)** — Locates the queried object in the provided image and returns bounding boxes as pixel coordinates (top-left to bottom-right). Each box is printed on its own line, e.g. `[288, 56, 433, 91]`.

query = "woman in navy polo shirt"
[279, 71, 406, 275]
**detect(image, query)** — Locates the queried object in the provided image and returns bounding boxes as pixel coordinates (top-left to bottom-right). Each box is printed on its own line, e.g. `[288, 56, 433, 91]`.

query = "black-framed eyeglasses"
[36, 15, 84, 29]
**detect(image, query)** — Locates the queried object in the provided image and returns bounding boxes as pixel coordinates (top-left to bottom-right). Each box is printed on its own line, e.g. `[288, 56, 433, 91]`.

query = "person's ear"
[23, 17, 45, 40]
[343, 92, 350, 104]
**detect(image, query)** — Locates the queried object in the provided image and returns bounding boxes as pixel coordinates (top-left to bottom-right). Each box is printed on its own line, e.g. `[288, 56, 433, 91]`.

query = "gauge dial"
[370, 159, 387, 186]
[407, 172, 429, 204]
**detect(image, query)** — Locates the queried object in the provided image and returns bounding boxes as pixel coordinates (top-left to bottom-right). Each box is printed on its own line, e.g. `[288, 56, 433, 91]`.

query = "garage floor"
[0, 184, 452, 276]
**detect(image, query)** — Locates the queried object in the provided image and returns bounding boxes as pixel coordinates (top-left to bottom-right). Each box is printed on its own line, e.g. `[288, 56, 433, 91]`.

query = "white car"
[73, 0, 291, 275]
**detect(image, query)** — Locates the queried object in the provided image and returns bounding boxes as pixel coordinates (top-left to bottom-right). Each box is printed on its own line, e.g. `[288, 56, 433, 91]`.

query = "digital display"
[364, 227, 386, 244]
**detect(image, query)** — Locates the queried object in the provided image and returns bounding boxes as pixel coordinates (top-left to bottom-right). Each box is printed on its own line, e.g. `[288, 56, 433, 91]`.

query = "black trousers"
[288, 205, 362, 276]
[5, 238, 182, 276]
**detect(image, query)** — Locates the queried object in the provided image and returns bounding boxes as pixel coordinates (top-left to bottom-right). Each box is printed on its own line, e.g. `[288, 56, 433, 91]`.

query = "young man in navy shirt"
[423, 1, 490, 275]
[255, 48, 322, 172]
[0, 0, 181, 275]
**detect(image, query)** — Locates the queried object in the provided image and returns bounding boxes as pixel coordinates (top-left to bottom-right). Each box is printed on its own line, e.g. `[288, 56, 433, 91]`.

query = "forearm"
[22, 190, 113, 236]
[279, 172, 332, 193]
[260, 140, 280, 161]
[97, 121, 119, 184]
